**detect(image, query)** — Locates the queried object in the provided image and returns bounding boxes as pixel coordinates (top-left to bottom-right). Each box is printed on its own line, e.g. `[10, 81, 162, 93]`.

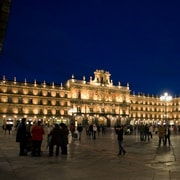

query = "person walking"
[16, 118, 27, 156]
[48, 124, 61, 156]
[115, 125, 126, 155]
[31, 120, 45, 156]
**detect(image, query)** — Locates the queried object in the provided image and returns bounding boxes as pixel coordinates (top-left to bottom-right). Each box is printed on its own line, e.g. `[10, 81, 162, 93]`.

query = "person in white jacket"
[148, 125, 153, 139]
[93, 124, 97, 139]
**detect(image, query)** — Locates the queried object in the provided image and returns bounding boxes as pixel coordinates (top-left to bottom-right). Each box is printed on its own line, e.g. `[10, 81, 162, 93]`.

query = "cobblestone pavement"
[0, 127, 180, 180]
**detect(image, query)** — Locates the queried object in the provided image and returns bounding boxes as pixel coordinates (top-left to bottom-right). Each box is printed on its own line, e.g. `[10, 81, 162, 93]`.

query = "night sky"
[1, 0, 180, 97]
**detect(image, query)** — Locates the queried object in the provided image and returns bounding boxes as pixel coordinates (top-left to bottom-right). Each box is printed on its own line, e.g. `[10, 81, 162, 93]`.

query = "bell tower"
[93, 69, 111, 86]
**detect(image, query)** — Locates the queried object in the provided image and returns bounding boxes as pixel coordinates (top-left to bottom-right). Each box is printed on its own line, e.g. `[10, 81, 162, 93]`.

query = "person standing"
[101, 125, 106, 135]
[77, 123, 83, 140]
[48, 124, 61, 156]
[93, 124, 97, 140]
[97, 124, 100, 136]
[31, 120, 45, 156]
[115, 125, 126, 155]
[89, 124, 93, 137]
[60, 123, 69, 155]
[144, 124, 150, 141]
[148, 124, 153, 139]
[158, 123, 165, 146]
[6, 123, 12, 135]
[139, 123, 145, 141]
[70, 123, 75, 137]
[16, 118, 27, 156]
[164, 125, 171, 146]
[2, 123, 7, 135]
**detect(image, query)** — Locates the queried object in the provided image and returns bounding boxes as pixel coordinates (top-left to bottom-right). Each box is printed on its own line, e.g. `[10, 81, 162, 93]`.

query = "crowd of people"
[137, 122, 172, 146]
[157, 123, 171, 146]
[114, 122, 175, 157]
[14, 119, 109, 157]
[48, 123, 69, 156]
[15, 118, 69, 157]
[2, 118, 177, 157]
[69, 123, 106, 140]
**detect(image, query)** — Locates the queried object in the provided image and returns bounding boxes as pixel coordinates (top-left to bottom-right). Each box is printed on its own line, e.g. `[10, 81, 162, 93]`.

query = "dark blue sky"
[1, 0, 180, 97]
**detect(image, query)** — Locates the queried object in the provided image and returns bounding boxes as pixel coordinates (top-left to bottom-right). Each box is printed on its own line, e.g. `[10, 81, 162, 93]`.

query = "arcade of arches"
[1, 70, 180, 127]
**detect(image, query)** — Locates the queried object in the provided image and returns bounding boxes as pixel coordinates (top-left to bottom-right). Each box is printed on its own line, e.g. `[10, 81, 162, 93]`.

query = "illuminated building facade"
[0, 69, 180, 126]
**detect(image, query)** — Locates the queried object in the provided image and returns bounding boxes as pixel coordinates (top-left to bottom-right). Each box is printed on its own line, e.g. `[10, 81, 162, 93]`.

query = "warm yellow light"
[160, 92, 172, 101]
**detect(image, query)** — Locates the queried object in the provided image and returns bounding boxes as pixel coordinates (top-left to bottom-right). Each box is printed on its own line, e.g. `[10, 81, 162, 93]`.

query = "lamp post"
[160, 92, 172, 124]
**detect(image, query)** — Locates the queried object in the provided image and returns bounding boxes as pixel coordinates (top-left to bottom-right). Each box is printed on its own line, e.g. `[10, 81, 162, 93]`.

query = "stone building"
[0, 69, 179, 127]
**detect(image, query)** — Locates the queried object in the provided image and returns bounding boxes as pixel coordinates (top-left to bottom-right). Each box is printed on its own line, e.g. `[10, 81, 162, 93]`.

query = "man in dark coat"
[115, 125, 126, 155]
[164, 125, 171, 146]
[48, 124, 61, 156]
[60, 123, 69, 155]
[16, 118, 27, 156]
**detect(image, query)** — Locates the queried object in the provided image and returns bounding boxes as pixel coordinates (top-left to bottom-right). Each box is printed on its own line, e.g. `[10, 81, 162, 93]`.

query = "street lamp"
[160, 92, 172, 124]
